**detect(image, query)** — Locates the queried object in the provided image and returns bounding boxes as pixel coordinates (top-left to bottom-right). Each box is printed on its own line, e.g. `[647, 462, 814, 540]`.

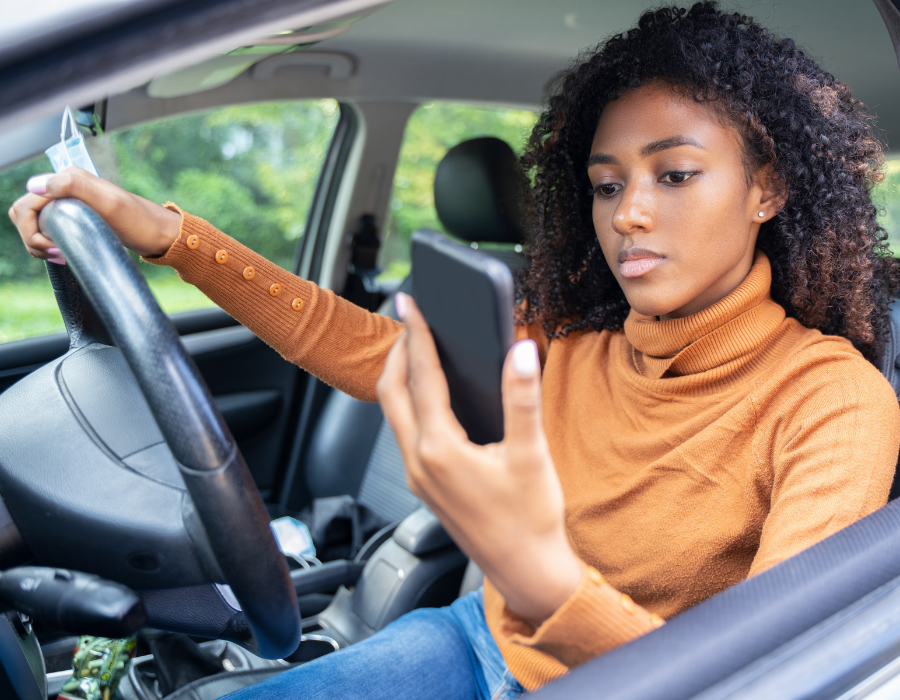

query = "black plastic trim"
[0, 614, 44, 700]
[215, 390, 282, 442]
[180, 326, 257, 357]
[0, 498, 28, 572]
[0, 309, 243, 394]
[291, 560, 364, 597]
[0, 335, 69, 375]
[875, 0, 900, 75]
[301, 102, 359, 282]
[274, 101, 359, 510]
[170, 307, 240, 336]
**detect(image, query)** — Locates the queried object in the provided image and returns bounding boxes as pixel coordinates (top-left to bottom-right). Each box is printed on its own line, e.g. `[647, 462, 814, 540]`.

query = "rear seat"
[878, 302, 900, 500]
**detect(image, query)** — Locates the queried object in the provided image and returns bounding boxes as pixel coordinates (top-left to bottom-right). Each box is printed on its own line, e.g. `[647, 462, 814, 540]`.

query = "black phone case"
[411, 230, 515, 445]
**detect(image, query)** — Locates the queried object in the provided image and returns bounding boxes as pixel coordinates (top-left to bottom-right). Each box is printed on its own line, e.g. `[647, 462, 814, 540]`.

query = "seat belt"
[343, 214, 384, 311]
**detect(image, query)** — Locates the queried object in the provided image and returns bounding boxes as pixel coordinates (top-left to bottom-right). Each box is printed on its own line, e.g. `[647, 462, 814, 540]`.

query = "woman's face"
[588, 83, 779, 319]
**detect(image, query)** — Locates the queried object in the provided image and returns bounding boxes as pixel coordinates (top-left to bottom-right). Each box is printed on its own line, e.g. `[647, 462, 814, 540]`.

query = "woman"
[10, 3, 900, 698]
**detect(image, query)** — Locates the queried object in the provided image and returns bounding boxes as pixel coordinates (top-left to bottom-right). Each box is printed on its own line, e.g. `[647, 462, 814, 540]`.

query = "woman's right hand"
[7, 166, 181, 262]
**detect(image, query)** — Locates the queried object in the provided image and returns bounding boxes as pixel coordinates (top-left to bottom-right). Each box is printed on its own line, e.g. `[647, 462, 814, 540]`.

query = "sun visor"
[145, 13, 369, 99]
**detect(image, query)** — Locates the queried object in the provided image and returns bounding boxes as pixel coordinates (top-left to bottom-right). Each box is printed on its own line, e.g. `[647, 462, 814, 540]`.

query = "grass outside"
[0, 271, 216, 345]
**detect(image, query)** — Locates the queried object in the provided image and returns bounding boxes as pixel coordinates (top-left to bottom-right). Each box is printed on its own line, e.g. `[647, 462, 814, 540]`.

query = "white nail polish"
[511, 340, 539, 376]
[395, 293, 409, 319]
[26, 174, 52, 195]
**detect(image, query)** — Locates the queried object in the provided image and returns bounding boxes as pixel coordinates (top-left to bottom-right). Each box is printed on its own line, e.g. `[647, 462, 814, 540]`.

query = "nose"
[612, 182, 654, 235]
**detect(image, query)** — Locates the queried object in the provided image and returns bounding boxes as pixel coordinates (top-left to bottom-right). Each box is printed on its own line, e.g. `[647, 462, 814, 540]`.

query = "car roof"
[324, 0, 900, 142]
[1, 0, 898, 160]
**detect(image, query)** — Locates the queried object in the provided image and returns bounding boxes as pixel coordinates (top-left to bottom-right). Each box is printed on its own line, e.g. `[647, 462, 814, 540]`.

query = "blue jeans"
[222, 589, 525, 700]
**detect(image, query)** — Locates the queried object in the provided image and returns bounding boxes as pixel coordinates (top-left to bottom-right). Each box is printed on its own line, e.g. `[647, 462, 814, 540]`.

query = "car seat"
[879, 303, 900, 499]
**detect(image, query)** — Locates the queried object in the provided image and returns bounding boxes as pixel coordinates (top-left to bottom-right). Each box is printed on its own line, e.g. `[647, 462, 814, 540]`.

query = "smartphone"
[411, 230, 515, 445]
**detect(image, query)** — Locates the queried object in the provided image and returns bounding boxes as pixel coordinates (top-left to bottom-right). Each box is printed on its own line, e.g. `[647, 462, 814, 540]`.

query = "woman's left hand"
[377, 293, 583, 628]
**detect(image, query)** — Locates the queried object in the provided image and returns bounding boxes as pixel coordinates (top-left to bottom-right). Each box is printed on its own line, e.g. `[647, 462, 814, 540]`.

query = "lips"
[617, 247, 665, 278]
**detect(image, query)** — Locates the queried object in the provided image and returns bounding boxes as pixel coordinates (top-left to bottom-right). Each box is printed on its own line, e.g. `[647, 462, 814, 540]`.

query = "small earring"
[758, 211, 765, 218]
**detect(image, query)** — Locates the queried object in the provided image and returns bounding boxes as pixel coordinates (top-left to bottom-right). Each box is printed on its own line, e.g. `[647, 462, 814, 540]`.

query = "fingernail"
[511, 339, 539, 376]
[26, 174, 52, 195]
[395, 292, 409, 319]
[47, 257, 66, 266]
[47, 248, 61, 256]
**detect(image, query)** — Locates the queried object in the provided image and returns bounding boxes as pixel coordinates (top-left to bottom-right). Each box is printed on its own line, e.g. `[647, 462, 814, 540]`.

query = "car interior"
[4, 0, 900, 699]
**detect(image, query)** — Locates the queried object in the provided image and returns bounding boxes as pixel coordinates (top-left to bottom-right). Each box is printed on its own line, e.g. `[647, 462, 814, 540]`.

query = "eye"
[659, 171, 697, 185]
[590, 183, 622, 198]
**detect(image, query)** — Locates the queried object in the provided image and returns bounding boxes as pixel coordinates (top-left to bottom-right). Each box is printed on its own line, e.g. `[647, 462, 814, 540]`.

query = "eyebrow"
[587, 136, 706, 167]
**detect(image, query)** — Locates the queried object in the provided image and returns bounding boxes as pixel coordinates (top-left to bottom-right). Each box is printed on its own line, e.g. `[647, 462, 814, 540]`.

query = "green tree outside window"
[0, 100, 339, 344]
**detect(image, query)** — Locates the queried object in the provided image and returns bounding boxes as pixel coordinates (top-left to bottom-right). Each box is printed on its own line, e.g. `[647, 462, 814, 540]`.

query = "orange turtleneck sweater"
[148, 207, 900, 691]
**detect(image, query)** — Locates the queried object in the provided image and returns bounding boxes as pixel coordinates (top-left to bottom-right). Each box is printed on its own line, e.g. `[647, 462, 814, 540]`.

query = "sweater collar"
[624, 251, 785, 379]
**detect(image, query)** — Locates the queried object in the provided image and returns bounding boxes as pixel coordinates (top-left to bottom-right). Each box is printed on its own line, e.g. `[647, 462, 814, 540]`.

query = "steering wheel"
[0, 199, 300, 659]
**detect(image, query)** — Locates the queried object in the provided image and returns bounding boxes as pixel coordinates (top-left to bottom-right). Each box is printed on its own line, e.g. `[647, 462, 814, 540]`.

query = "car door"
[0, 98, 350, 502]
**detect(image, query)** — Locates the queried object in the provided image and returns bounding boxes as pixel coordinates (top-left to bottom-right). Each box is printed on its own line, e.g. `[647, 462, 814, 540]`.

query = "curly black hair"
[519, 1, 900, 365]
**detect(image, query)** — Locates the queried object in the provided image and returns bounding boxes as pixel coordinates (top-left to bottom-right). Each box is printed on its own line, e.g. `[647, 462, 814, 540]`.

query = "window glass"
[0, 99, 339, 344]
[876, 159, 900, 255]
[378, 103, 537, 283]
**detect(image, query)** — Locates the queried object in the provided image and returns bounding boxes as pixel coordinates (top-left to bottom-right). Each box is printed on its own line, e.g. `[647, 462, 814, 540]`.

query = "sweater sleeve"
[489, 564, 664, 679]
[748, 350, 900, 576]
[144, 205, 404, 402]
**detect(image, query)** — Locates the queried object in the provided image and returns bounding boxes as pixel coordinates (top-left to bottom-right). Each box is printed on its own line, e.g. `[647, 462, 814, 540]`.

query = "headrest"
[433, 137, 527, 244]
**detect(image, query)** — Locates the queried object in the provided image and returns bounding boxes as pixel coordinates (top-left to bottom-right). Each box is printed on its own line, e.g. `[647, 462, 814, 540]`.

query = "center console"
[312, 507, 468, 647]
[41, 507, 470, 700]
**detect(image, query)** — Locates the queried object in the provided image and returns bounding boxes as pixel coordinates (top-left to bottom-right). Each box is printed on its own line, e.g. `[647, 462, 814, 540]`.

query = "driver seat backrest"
[302, 136, 529, 528]
[878, 300, 900, 500]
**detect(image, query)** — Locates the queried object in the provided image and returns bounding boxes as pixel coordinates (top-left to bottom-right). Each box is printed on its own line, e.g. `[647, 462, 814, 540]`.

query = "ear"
[751, 166, 786, 224]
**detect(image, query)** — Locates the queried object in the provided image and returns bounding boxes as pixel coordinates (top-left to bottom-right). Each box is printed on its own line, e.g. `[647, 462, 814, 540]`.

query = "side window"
[878, 159, 900, 254]
[0, 99, 340, 345]
[378, 103, 537, 284]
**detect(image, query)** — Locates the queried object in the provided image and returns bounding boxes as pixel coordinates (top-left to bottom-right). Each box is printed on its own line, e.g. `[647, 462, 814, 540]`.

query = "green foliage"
[0, 278, 65, 344]
[111, 100, 339, 273]
[0, 100, 338, 284]
[875, 160, 900, 256]
[379, 103, 538, 280]
[0, 274, 216, 344]
[0, 159, 58, 281]
[0, 100, 338, 343]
